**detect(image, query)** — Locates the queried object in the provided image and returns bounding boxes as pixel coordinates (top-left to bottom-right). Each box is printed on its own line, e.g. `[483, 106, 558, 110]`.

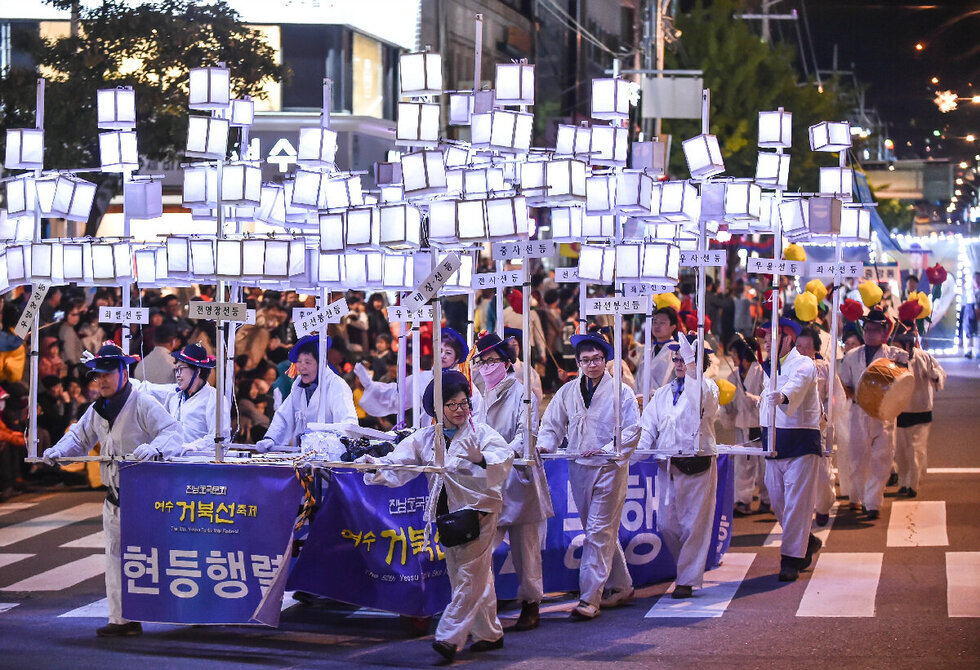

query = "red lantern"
[840, 298, 864, 322]
[925, 263, 948, 286]
[898, 299, 923, 324]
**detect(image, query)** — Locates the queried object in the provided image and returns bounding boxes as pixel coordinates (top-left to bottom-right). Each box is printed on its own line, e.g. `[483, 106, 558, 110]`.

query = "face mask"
[479, 362, 507, 389]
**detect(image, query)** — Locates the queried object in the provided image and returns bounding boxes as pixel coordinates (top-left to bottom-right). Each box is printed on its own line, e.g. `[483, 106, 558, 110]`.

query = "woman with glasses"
[637, 334, 719, 599]
[362, 370, 514, 664]
[471, 332, 553, 632]
[537, 332, 641, 620]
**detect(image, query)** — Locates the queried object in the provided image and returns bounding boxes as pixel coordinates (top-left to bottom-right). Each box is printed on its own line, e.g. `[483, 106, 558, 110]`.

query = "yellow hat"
[858, 280, 883, 308]
[783, 244, 806, 262]
[910, 291, 932, 319]
[805, 278, 828, 303]
[715, 378, 736, 406]
[653, 292, 681, 312]
[794, 291, 818, 322]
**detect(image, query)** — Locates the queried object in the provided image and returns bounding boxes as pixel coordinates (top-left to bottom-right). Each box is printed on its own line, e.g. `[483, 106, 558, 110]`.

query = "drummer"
[837, 308, 908, 520]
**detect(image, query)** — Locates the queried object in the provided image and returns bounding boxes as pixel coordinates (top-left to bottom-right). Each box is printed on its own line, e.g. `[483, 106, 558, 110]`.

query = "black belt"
[106, 488, 120, 507]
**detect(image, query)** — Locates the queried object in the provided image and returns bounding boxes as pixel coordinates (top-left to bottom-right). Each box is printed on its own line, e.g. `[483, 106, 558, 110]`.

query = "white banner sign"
[491, 240, 556, 261]
[679, 249, 726, 267]
[809, 261, 864, 279]
[14, 282, 50, 339]
[99, 307, 150, 324]
[188, 301, 248, 322]
[293, 298, 350, 339]
[387, 305, 434, 323]
[622, 281, 677, 298]
[472, 268, 525, 290]
[555, 267, 579, 283]
[746, 257, 806, 277]
[585, 297, 649, 316]
[403, 253, 461, 311]
[863, 266, 900, 283]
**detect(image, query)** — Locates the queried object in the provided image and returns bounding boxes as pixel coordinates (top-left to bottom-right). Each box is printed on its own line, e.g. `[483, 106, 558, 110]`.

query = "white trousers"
[765, 455, 820, 559]
[494, 521, 546, 604]
[895, 422, 931, 491]
[734, 428, 769, 505]
[103, 500, 129, 625]
[437, 512, 503, 650]
[814, 453, 836, 516]
[568, 462, 632, 607]
[847, 406, 895, 511]
[656, 460, 717, 589]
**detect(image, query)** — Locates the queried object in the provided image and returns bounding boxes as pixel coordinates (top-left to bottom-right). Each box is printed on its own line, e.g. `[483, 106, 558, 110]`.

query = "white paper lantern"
[51, 175, 97, 223]
[590, 126, 628, 167]
[658, 180, 699, 224]
[189, 238, 216, 276]
[839, 206, 871, 242]
[215, 239, 243, 278]
[631, 140, 667, 173]
[345, 207, 380, 248]
[755, 152, 790, 189]
[682, 134, 725, 179]
[486, 196, 529, 240]
[92, 241, 132, 283]
[724, 181, 762, 221]
[471, 110, 533, 152]
[382, 254, 415, 289]
[297, 126, 338, 167]
[396, 102, 441, 147]
[166, 237, 191, 276]
[495, 63, 534, 106]
[134, 245, 166, 285]
[188, 66, 230, 111]
[778, 198, 809, 239]
[426, 200, 460, 243]
[809, 121, 851, 152]
[456, 199, 490, 241]
[221, 163, 262, 206]
[808, 196, 842, 235]
[5, 129, 44, 170]
[318, 212, 345, 252]
[315, 252, 344, 284]
[614, 244, 642, 279]
[591, 79, 631, 121]
[583, 213, 614, 238]
[577, 244, 614, 282]
[615, 171, 652, 215]
[818, 167, 853, 199]
[241, 238, 268, 276]
[449, 92, 475, 126]
[462, 167, 504, 195]
[30, 242, 58, 282]
[550, 207, 583, 241]
[264, 238, 294, 277]
[5, 176, 34, 217]
[586, 174, 617, 215]
[186, 115, 229, 159]
[543, 159, 587, 205]
[400, 51, 442, 96]
[35, 176, 57, 217]
[255, 184, 287, 227]
[229, 98, 255, 127]
[182, 165, 216, 208]
[758, 110, 792, 149]
[555, 124, 593, 159]
[519, 160, 546, 204]
[442, 144, 471, 169]
[379, 204, 422, 249]
[97, 87, 137, 130]
[641, 242, 680, 283]
[401, 150, 447, 197]
[5, 244, 30, 283]
[323, 175, 364, 211]
[291, 169, 326, 209]
[344, 252, 384, 287]
[125, 179, 163, 220]
[61, 241, 89, 283]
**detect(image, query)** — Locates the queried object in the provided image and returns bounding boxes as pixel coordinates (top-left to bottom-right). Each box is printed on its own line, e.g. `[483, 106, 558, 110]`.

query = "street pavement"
[0, 358, 978, 668]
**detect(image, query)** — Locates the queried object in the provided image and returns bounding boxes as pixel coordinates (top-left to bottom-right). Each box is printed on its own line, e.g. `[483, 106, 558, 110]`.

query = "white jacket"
[133, 380, 231, 455]
[537, 372, 641, 466]
[636, 340, 678, 400]
[47, 385, 182, 490]
[359, 368, 483, 421]
[759, 348, 821, 430]
[265, 371, 358, 447]
[474, 373, 553, 525]
[838, 343, 907, 397]
[638, 373, 719, 457]
[364, 421, 514, 515]
[721, 360, 763, 430]
[904, 349, 945, 414]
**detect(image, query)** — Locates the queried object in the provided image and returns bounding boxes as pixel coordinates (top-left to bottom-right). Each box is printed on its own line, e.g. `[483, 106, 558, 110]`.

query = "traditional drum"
[855, 357, 914, 421]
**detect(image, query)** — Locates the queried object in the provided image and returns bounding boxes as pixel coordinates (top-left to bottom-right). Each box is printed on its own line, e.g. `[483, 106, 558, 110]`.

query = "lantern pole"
[27, 77, 45, 460]
[213, 86, 227, 463]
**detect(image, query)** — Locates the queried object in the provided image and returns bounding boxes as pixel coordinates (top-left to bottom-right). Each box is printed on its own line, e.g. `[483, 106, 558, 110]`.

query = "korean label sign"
[863, 266, 899, 282]
[491, 240, 556, 261]
[555, 267, 579, 283]
[403, 253, 462, 311]
[387, 305, 434, 323]
[188, 302, 248, 323]
[471, 267, 526, 290]
[99, 306, 150, 324]
[622, 282, 676, 298]
[746, 257, 805, 276]
[294, 298, 350, 339]
[678, 249, 726, 268]
[14, 282, 50, 339]
[809, 262, 864, 278]
[584, 297, 649, 316]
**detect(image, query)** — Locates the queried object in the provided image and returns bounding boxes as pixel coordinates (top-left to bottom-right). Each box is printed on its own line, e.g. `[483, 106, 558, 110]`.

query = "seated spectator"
[0, 304, 26, 383]
[38, 337, 68, 380]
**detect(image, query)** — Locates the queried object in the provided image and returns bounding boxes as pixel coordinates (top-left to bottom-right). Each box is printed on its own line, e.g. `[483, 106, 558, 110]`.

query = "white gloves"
[456, 436, 484, 464]
[254, 438, 275, 453]
[132, 444, 160, 461]
[765, 391, 787, 406]
[676, 336, 696, 365]
[80, 351, 95, 365]
[353, 362, 374, 387]
[41, 448, 60, 467]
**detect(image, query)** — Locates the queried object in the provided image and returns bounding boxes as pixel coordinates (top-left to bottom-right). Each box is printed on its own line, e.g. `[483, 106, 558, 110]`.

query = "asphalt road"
[1, 358, 978, 669]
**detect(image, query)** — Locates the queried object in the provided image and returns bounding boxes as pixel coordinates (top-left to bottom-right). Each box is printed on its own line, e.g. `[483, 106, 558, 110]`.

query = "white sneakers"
[571, 601, 600, 619]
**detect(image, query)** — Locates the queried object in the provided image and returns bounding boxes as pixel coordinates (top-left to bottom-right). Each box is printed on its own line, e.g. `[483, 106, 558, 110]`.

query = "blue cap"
[441, 327, 468, 361]
[570, 332, 614, 360]
[289, 334, 332, 363]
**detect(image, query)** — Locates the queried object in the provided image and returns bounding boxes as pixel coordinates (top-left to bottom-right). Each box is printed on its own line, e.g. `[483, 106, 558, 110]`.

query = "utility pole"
[737, 0, 797, 44]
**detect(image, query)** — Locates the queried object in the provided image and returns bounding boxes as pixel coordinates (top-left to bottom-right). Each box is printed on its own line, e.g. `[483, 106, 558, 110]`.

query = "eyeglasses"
[578, 356, 606, 366]
[478, 357, 506, 365]
[174, 365, 192, 375]
[444, 400, 471, 411]
[671, 356, 685, 363]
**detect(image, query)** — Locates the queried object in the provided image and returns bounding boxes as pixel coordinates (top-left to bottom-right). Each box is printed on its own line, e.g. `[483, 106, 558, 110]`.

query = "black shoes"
[512, 601, 540, 631]
[671, 585, 693, 599]
[469, 637, 504, 653]
[907, 488, 917, 498]
[887, 472, 899, 487]
[898, 486, 909, 496]
[866, 509, 880, 520]
[778, 565, 800, 582]
[778, 555, 807, 582]
[801, 534, 823, 570]
[432, 641, 456, 663]
[96, 622, 142, 637]
[814, 512, 830, 527]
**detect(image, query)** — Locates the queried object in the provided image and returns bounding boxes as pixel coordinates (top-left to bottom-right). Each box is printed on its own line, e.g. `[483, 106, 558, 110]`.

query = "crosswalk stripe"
[0, 503, 38, 518]
[0, 603, 19, 614]
[60, 531, 105, 549]
[946, 552, 980, 617]
[762, 521, 782, 548]
[644, 553, 756, 618]
[0, 503, 103, 548]
[1, 554, 105, 592]
[0, 553, 33, 570]
[797, 553, 883, 617]
[887, 501, 948, 547]
[59, 597, 108, 618]
[926, 467, 980, 474]
[762, 502, 839, 549]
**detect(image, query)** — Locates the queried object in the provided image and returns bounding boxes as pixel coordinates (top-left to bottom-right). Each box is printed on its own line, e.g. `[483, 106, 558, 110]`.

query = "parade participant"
[758, 315, 824, 581]
[503, 327, 543, 408]
[361, 371, 513, 663]
[635, 303, 682, 403]
[41, 342, 182, 637]
[722, 333, 768, 516]
[129, 342, 230, 455]
[255, 335, 357, 452]
[471, 332, 553, 631]
[637, 334, 719, 598]
[891, 313, 945, 498]
[537, 332, 641, 620]
[355, 327, 481, 421]
[837, 308, 907, 519]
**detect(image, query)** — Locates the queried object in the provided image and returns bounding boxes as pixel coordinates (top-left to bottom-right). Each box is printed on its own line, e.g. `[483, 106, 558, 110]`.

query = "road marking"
[0, 503, 102, 548]
[0, 503, 37, 518]
[59, 598, 108, 618]
[762, 522, 783, 548]
[0, 553, 33, 570]
[0, 603, 19, 614]
[887, 501, 948, 547]
[762, 502, 838, 549]
[797, 553, 883, 617]
[60, 532, 105, 549]
[926, 468, 980, 474]
[1, 554, 105, 592]
[946, 552, 980, 617]
[645, 553, 756, 618]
